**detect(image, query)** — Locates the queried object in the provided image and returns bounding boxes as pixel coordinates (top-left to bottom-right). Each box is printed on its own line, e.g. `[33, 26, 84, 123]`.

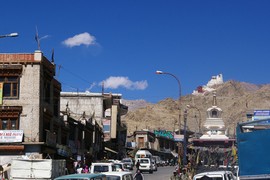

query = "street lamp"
[186, 104, 202, 134]
[155, 70, 186, 166]
[0, 32, 19, 38]
[183, 109, 188, 166]
[155, 70, 182, 131]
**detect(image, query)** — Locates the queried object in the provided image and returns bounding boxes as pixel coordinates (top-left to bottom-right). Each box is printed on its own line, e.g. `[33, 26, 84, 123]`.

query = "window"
[53, 98, 59, 117]
[0, 106, 22, 130]
[44, 81, 51, 103]
[211, 110, 218, 118]
[93, 165, 109, 173]
[0, 76, 19, 98]
[0, 118, 18, 130]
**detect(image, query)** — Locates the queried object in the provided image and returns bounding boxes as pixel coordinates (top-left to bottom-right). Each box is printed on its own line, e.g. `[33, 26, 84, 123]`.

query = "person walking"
[170, 171, 180, 180]
[133, 170, 144, 180]
[180, 168, 190, 180]
[136, 160, 140, 171]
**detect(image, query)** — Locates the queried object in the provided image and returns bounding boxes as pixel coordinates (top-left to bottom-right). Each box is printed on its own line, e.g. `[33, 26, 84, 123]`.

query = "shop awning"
[105, 147, 118, 154]
[171, 151, 178, 157]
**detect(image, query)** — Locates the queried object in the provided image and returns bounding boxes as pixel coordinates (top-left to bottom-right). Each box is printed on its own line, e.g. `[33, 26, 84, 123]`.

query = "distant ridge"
[122, 99, 151, 111]
[122, 80, 270, 135]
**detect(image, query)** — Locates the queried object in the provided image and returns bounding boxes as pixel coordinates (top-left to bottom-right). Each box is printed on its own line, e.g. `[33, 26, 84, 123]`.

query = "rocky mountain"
[122, 80, 270, 136]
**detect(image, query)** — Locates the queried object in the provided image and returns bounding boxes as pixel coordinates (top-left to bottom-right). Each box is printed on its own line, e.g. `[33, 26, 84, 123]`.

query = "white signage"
[0, 130, 23, 143]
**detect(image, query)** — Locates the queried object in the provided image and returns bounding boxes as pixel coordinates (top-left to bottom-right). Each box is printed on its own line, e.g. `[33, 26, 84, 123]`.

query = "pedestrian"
[133, 170, 144, 180]
[76, 161, 83, 174]
[170, 171, 180, 180]
[180, 168, 189, 180]
[136, 160, 140, 171]
[82, 165, 89, 173]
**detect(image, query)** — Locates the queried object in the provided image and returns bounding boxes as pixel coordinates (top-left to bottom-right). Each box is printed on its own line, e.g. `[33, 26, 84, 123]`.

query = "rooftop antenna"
[51, 48, 54, 63]
[102, 82, 104, 94]
[35, 26, 41, 50]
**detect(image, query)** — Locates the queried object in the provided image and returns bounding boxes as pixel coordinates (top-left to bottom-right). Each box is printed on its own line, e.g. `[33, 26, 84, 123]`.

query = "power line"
[56, 64, 93, 85]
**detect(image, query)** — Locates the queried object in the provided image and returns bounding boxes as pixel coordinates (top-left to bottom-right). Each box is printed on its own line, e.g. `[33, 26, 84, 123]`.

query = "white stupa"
[199, 92, 229, 140]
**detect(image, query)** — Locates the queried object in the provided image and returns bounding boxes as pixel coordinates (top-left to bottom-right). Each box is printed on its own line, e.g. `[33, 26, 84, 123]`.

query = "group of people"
[170, 168, 190, 180]
[74, 161, 90, 174]
[171, 165, 194, 180]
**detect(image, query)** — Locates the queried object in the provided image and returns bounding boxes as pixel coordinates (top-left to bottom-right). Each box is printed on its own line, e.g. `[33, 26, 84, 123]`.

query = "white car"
[138, 158, 153, 174]
[114, 162, 130, 172]
[90, 162, 116, 173]
[102, 171, 134, 180]
[193, 170, 236, 180]
[122, 158, 134, 170]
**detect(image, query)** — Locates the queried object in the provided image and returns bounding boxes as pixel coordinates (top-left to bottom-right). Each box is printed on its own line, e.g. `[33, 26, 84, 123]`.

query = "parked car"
[138, 158, 153, 174]
[160, 160, 167, 166]
[152, 156, 161, 167]
[90, 162, 116, 173]
[151, 160, 157, 171]
[122, 158, 134, 170]
[102, 171, 134, 180]
[193, 170, 236, 180]
[114, 162, 129, 172]
[122, 162, 132, 171]
[54, 173, 106, 180]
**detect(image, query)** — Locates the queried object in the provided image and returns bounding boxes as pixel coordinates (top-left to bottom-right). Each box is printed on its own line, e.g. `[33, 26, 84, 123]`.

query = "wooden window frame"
[0, 117, 19, 130]
[0, 106, 22, 130]
[0, 76, 19, 99]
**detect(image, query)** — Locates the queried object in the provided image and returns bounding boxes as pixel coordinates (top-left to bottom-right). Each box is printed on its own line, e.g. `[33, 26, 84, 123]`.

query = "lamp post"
[156, 70, 181, 130]
[0, 32, 19, 38]
[183, 109, 188, 166]
[155, 70, 185, 166]
[186, 104, 202, 134]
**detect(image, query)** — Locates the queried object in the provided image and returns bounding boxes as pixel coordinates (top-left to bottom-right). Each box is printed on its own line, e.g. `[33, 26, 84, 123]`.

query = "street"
[133, 166, 175, 180]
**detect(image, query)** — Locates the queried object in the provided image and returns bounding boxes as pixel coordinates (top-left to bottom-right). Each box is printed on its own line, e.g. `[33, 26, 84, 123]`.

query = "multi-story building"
[60, 92, 128, 161]
[130, 129, 177, 161]
[0, 51, 66, 172]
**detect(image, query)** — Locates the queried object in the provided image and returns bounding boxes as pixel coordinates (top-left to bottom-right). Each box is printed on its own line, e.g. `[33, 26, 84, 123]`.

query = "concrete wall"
[60, 92, 104, 125]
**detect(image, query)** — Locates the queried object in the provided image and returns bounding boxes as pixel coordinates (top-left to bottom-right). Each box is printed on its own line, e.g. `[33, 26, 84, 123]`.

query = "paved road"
[132, 166, 175, 180]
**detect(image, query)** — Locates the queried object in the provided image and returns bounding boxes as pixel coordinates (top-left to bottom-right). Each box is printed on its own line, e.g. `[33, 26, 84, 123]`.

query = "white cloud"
[62, 32, 96, 47]
[100, 76, 148, 90]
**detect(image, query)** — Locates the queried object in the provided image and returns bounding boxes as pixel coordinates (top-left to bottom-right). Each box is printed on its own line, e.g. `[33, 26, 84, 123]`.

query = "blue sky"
[1, 0, 270, 103]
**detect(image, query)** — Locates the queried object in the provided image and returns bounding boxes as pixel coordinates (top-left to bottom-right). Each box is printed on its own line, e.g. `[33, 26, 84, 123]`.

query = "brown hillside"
[122, 80, 270, 136]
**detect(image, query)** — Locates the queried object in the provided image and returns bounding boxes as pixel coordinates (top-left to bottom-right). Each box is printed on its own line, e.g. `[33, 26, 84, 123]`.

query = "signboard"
[253, 110, 270, 123]
[154, 130, 174, 139]
[254, 110, 270, 117]
[103, 119, 111, 141]
[174, 134, 184, 142]
[253, 110, 270, 125]
[46, 131, 57, 147]
[0, 130, 23, 143]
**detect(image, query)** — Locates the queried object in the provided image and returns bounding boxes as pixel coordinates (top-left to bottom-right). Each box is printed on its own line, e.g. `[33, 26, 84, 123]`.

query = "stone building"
[60, 92, 128, 160]
[0, 51, 65, 172]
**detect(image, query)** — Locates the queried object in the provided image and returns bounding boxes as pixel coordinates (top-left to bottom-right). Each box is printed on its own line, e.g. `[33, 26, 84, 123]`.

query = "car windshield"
[105, 175, 120, 180]
[93, 165, 109, 173]
[114, 164, 124, 171]
[196, 176, 223, 180]
[140, 159, 149, 163]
